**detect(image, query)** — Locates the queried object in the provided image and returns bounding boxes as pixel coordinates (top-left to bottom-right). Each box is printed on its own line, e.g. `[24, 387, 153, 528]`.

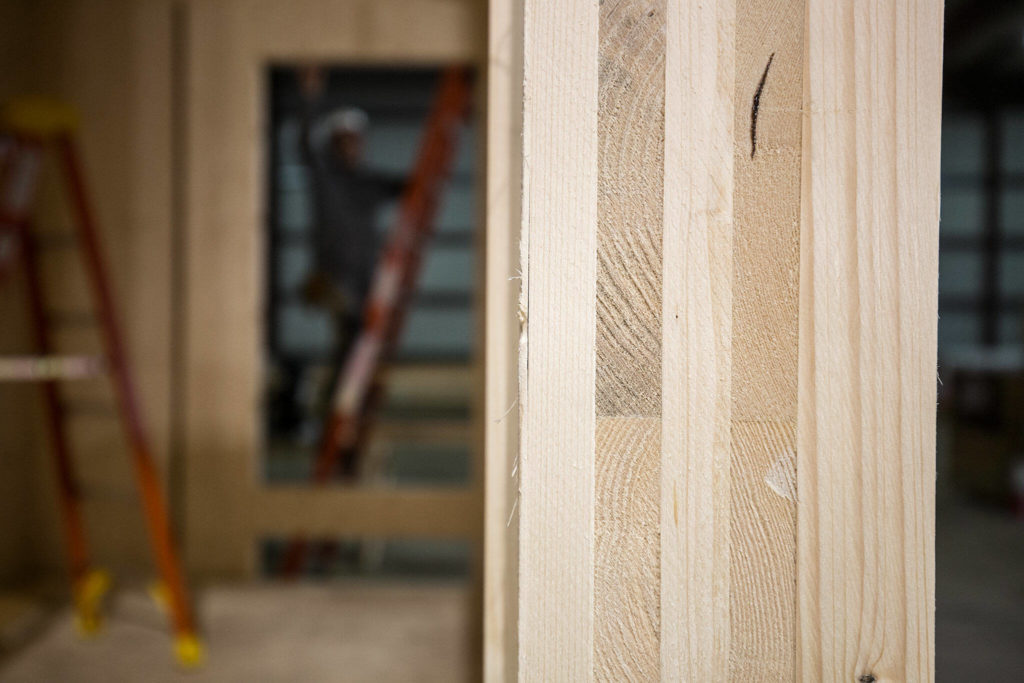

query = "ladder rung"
[0, 355, 104, 381]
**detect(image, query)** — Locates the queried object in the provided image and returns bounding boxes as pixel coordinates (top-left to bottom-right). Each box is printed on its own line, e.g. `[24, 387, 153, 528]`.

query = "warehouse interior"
[0, 0, 1021, 681]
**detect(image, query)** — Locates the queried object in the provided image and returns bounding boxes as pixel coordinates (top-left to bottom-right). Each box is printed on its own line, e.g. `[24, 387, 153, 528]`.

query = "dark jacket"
[301, 112, 404, 308]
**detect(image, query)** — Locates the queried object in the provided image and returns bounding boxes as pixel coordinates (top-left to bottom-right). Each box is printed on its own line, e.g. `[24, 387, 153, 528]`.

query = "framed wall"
[180, 0, 484, 579]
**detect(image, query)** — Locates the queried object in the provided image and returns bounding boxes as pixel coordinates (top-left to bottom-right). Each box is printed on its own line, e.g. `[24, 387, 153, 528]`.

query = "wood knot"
[857, 675, 877, 683]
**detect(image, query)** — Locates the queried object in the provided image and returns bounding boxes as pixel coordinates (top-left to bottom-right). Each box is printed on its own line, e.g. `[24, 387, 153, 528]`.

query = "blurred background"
[0, 1, 485, 681]
[938, 1, 1024, 680]
[259, 65, 477, 578]
[0, 0, 1021, 681]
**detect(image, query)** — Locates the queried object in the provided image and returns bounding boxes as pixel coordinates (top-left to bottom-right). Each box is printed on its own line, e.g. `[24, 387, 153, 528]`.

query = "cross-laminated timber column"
[492, 0, 943, 680]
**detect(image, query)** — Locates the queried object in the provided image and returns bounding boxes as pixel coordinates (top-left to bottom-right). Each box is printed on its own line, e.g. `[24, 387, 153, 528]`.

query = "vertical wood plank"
[484, 0, 523, 677]
[899, 0, 942, 673]
[729, 0, 803, 678]
[661, 0, 734, 679]
[596, 1, 664, 418]
[518, 0, 598, 679]
[594, 416, 660, 679]
[506, 0, 940, 677]
[594, 1, 664, 678]
[797, 0, 941, 680]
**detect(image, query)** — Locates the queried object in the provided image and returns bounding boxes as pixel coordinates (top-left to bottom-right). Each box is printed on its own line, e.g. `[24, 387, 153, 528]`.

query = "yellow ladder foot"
[73, 568, 111, 638]
[174, 632, 205, 669]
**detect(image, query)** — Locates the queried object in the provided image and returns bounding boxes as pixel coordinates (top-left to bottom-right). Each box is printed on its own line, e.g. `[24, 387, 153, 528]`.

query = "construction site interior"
[0, 1, 1022, 681]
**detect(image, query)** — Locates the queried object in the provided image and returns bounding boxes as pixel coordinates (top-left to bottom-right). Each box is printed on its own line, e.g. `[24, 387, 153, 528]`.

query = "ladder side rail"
[278, 68, 470, 576]
[22, 223, 93, 583]
[54, 135, 198, 639]
[340, 79, 469, 470]
[314, 67, 471, 480]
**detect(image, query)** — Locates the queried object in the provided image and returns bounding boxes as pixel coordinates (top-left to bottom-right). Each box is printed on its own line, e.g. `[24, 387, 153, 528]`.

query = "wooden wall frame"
[484, 0, 943, 679]
[181, 0, 485, 579]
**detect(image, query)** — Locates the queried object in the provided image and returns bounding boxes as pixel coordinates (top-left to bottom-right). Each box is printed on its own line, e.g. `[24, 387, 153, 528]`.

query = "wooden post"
[485, 0, 942, 679]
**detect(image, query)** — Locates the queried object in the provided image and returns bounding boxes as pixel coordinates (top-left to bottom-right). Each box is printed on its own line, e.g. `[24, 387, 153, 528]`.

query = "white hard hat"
[324, 107, 368, 135]
[311, 107, 368, 151]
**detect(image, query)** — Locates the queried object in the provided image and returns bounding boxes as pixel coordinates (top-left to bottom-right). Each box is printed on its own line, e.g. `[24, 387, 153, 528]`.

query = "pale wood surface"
[729, 0, 803, 678]
[797, 1, 942, 680]
[595, 1, 664, 678]
[661, 0, 734, 678]
[517, 0, 597, 678]
[506, 0, 941, 679]
[595, 416, 660, 680]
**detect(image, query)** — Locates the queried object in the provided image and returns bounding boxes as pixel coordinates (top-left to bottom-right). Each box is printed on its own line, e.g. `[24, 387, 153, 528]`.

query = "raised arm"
[297, 65, 326, 170]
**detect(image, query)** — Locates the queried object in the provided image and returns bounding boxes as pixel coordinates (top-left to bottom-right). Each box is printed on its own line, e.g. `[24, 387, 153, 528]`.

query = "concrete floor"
[0, 501, 1020, 681]
[0, 581, 470, 682]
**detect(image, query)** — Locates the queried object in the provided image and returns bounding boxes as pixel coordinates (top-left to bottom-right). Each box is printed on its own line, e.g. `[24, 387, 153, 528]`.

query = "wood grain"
[729, 419, 797, 678]
[732, 0, 803, 422]
[729, 0, 804, 679]
[661, 0, 734, 678]
[595, 1, 664, 678]
[503, 0, 941, 679]
[518, 0, 598, 679]
[597, 0, 664, 419]
[594, 417, 660, 680]
[797, 0, 941, 680]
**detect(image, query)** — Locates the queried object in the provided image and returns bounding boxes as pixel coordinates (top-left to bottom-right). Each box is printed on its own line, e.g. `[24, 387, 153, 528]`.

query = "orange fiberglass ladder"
[0, 98, 202, 667]
[280, 66, 472, 575]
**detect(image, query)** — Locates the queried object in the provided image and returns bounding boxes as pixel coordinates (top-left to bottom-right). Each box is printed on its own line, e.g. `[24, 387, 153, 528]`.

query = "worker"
[297, 66, 406, 451]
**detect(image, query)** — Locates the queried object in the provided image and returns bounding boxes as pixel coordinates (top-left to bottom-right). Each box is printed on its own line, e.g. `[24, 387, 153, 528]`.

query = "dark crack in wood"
[750, 52, 775, 158]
